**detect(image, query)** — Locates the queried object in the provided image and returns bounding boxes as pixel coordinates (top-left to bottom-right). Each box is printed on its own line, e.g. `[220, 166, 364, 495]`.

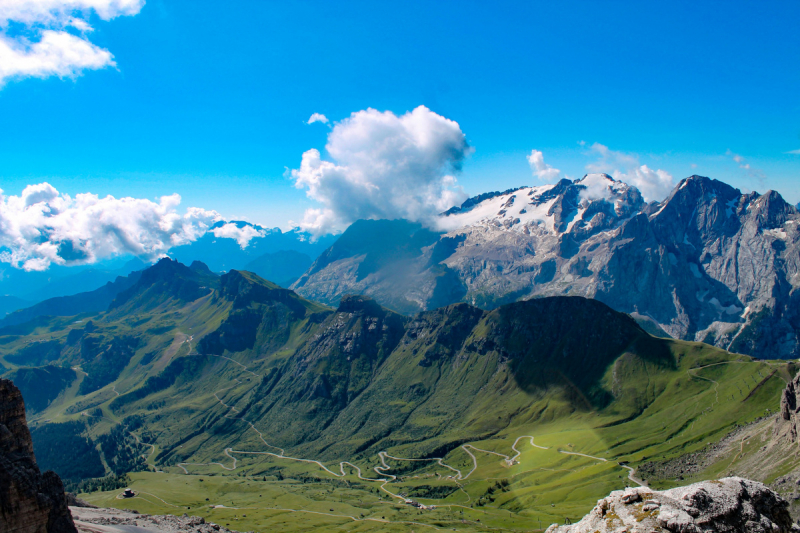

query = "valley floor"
[73, 344, 796, 532]
[77, 423, 658, 533]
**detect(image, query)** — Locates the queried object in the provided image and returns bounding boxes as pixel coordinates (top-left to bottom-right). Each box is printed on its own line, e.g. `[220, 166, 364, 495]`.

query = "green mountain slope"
[0, 258, 791, 532]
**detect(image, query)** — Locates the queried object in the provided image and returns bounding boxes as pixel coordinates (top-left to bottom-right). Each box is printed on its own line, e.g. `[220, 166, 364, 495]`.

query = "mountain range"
[3, 175, 797, 360]
[292, 174, 800, 359]
[0, 252, 796, 530]
[0, 223, 334, 319]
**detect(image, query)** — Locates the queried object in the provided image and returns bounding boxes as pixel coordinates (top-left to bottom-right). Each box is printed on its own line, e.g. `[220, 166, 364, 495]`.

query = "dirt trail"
[173, 353, 646, 500]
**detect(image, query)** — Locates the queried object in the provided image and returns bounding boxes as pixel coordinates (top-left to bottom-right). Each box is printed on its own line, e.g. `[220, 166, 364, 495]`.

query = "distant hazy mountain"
[0, 222, 335, 313]
[0, 270, 143, 329]
[0, 295, 33, 317]
[0, 256, 146, 301]
[166, 222, 336, 273]
[22, 258, 148, 302]
[242, 249, 313, 287]
[292, 175, 800, 359]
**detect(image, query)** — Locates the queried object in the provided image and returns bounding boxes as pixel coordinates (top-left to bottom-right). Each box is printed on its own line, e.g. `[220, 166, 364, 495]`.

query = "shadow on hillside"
[496, 297, 676, 412]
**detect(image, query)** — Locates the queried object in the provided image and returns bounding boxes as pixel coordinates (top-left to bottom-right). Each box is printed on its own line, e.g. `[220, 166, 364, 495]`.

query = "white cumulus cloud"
[289, 105, 472, 234]
[0, 182, 224, 271]
[0, 0, 143, 86]
[307, 112, 329, 125]
[586, 143, 674, 202]
[526, 149, 562, 182]
[211, 223, 266, 249]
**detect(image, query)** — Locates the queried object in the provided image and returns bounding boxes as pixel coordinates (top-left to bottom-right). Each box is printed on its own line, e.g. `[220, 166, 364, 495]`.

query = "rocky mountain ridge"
[2, 259, 790, 529]
[0, 378, 76, 533]
[292, 174, 800, 359]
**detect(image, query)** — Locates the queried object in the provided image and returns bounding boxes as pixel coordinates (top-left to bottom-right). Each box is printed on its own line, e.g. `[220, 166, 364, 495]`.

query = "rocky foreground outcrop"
[780, 371, 800, 443]
[70, 507, 240, 533]
[546, 477, 797, 533]
[0, 378, 77, 533]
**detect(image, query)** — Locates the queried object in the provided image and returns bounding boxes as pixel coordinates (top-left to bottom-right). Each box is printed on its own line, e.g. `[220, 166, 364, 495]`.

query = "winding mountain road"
[171, 354, 646, 504]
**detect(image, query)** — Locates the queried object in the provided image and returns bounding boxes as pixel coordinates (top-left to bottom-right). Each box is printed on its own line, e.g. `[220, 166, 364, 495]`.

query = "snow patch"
[565, 206, 587, 233]
[650, 202, 667, 218]
[708, 297, 743, 316]
[763, 228, 788, 240]
[437, 184, 558, 232]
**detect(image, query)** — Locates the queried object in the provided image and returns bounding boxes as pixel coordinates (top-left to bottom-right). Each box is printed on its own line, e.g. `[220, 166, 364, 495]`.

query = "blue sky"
[1, 0, 799, 230]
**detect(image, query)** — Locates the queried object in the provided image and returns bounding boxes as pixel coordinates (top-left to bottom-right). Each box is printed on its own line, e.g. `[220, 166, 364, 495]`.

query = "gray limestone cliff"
[546, 477, 797, 533]
[293, 175, 800, 359]
[0, 378, 77, 533]
[778, 371, 800, 443]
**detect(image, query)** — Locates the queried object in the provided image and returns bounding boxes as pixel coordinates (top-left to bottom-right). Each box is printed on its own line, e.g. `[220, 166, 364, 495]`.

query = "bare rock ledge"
[546, 477, 797, 533]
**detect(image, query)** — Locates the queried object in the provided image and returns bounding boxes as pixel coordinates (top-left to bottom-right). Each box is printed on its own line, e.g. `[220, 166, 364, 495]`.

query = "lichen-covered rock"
[546, 477, 797, 533]
[0, 378, 77, 533]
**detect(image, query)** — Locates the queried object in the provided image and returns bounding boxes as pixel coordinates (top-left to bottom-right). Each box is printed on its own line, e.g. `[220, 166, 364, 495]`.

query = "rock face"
[778, 371, 800, 443]
[0, 378, 77, 533]
[546, 477, 797, 533]
[293, 174, 800, 359]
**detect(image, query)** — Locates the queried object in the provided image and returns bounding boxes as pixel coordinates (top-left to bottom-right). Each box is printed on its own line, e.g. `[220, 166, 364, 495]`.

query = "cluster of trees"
[31, 421, 105, 482]
[79, 335, 140, 394]
[406, 484, 459, 499]
[97, 425, 147, 476]
[7, 339, 63, 366]
[475, 479, 510, 507]
[8, 365, 76, 413]
[68, 473, 131, 494]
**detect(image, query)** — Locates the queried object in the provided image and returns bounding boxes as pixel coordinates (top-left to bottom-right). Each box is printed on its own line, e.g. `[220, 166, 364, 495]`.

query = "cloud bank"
[0, 182, 223, 271]
[527, 149, 562, 182]
[0, 0, 143, 86]
[211, 223, 266, 249]
[290, 105, 472, 234]
[586, 143, 673, 202]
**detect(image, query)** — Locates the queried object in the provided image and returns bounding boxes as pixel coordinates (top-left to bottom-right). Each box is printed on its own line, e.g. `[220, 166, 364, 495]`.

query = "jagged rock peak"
[217, 270, 311, 318]
[0, 378, 77, 533]
[0, 377, 35, 458]
[546, 477, 796, 533]
[778, 371, 800, 443]
[189, 260, 213, 274]
[337, 294, 384, 315]
[293, 174, 800, 358]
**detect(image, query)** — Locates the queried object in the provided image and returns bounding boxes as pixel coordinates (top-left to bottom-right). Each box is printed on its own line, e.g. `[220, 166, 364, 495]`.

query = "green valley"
[1, 258, 795, 532]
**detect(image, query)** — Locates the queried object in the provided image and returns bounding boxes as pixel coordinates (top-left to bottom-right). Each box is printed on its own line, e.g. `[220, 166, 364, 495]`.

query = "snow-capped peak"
[437, 175, 644, 236]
